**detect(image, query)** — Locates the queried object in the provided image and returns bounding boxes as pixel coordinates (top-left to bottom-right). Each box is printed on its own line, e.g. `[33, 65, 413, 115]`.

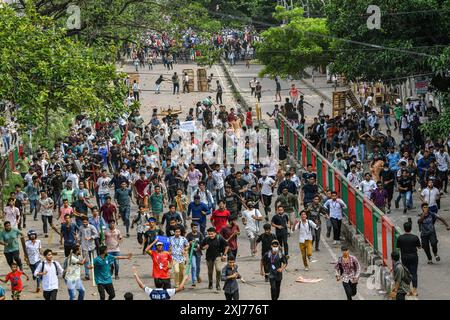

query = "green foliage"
[325, 0, 450, 84]
[2, 169, 24, 203]
[0, 5, 128, 136]
[195, 44, 224, 68]
[255, 6, 331, 79]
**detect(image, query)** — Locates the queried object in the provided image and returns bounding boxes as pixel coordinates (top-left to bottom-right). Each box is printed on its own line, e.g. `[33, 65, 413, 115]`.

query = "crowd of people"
[280, 82, 450, 299]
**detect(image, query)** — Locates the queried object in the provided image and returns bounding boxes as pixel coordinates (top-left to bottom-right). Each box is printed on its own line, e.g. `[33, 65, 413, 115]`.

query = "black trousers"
[438, 170, 448, 192]
[396, 292, 407, 300]
[402, 256, 418, 288]
[64, 245, 74, 257]
[154, 278, 171, 289]
[4, 250, 23, 270]
[330, 218, 342, 241]
[225, 290, 239, 300]
[216, 92, 223, 104]
[173, 83, 179, 94]
[276, 232, 289, 256]
[343, 281, 357, 300]
[97, 283, 116, 300]
[421, 232, 438, 261]
[312, 226, 321, 249]
[41, 215, 53, 235]
[43, 289, 58, 300]
[269, 278, 282, 300]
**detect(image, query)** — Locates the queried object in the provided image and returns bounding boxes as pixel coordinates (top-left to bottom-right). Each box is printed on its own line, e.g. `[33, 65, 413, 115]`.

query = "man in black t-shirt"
[271, 206, 290, 258]
[301, 176, 319, 208]
[256, 223, 277, 282]
[380, 163, 395, 213]
[201, 227, 229, 290]
[186, 223, 204, 286]
[260, 239, 287, 300]
[396, 219, 421, 296]
[396, 170, 413, 214]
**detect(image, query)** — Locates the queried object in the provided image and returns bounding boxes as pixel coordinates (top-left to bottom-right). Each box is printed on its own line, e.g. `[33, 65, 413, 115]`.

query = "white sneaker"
[305, 267, 309, 271]
[333, 240, 338, 245]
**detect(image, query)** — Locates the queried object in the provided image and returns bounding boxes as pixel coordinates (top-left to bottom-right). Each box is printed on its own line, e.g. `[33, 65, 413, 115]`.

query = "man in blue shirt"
[115, 181, 132, 237]
[386, 147, 400, 173]
[60, 214, 79, 257]
[187, 195, 211, 235]
[91, 245, 132, 300]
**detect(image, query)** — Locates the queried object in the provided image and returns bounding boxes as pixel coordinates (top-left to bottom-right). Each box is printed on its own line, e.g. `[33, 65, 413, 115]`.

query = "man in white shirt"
[324, 191, 347, 245]
[96, 169, 112, 207]
[420, 179, 440, 214]
[296, 211, 318, 271]
[212, 164, 226, 202]
[435, 145, 450, 193]
[242, 202, 263, 256]
[359, 173, 377, 199]
[347, 165, 362, 188]
[258, 173, 275, 219]
[34, 249, 64, 300]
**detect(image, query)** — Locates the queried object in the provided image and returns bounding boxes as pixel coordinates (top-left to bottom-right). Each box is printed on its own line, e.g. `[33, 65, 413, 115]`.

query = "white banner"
[179, 121, 196, 132]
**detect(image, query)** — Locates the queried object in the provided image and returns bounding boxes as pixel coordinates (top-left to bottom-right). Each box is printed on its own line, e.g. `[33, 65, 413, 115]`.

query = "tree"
[325, 0, 450, 84]
[255, 6, 331, 79]
[0, 5, 127, 138]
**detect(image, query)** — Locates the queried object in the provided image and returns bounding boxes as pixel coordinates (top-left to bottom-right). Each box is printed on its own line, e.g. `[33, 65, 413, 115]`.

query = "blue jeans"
[3, 135, 10, 152]
[67, 279, 85, 300]
[400, 191, 412, 210]
[191, 254, 201, 283]
[429, 205, 438, 214]
[98, 193, 109, 208]
[30, 199, 38, 219]
[359, 143, 366, 162]
[108, 251, 121, 276]
[83, 250, 95, 278]
[384, 115, 391, 129]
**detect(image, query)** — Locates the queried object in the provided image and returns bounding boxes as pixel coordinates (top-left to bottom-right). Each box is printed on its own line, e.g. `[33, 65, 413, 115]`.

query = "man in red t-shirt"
[211, 200, 231, 233]
[1, 263, 29, 300]
[220, 217, 240, 259]
[146, 241, 173, 289]
[134, 171, 150, 207]
[100, 196, 118, 226]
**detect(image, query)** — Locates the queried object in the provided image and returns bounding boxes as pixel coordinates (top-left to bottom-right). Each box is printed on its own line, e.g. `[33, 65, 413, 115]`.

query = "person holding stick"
[89, 245, 132, 300]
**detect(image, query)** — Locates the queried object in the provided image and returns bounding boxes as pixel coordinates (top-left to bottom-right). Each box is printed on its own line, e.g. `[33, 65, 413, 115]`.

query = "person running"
[145, 240, 173, 289]
[0, 262, 29, 300]
[220, 217, 240, 259]
[115, 181, 132, 237]
[38, 189, 54, 238]
[60, 214, 79, 257]
[324, 191, 347, 245]
[186, 223, 204, 287]
[242, 201, 263, 256]
[63, 245, 86, 301]
[256, 223, 277, 282]
[24, 229, 42, 293]
[0, 221, 24, 270]
[258, 173, 275, 220]
[187, 195, 211, 236]
[169, 227, 189, 288]
[418, 202, 450, 264]
[211, 200, 231, 233]
[132, 266, 188, 300]
[221, 255, 243, 300]
[104, 220, 123, 280]
[201, 227, 229, 291]
[91, 245, 132, 300]
[396, 219, 421, 296]
[79, 216, 98, 281]
[335, 245, 361, 300]
[34, 249, 64, 301]
[271, 206, 290, 258]
[296, 210, 318, 271]
[306, 195, 329, 251]
[261, 239, 287, 300]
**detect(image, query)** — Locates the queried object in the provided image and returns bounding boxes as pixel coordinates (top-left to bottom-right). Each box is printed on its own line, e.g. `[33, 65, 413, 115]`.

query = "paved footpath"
[0, 61, 384, 300]
[228, 61, 450, 300]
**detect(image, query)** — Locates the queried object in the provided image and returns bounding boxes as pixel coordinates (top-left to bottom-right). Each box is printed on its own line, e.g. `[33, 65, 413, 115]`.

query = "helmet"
[27, 229, 37, 238]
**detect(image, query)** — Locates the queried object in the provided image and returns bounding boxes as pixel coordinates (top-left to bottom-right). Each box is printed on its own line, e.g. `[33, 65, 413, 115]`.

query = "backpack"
[40, 260, 60, 277]
[395, 262, 412, 285]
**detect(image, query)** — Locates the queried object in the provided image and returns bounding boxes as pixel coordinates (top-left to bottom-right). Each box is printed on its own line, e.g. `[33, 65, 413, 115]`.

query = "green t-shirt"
[0, 229, 22, 253]
[93, 254, 116, 285]
[61, 188, 74, 204]
[150, 193, 164, 214]
[143, 145, 156, 154]
[393, 106, 403, 120]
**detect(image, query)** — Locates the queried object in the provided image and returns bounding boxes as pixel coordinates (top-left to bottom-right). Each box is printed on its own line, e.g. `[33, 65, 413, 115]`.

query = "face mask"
[272, 247, 279, 253]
